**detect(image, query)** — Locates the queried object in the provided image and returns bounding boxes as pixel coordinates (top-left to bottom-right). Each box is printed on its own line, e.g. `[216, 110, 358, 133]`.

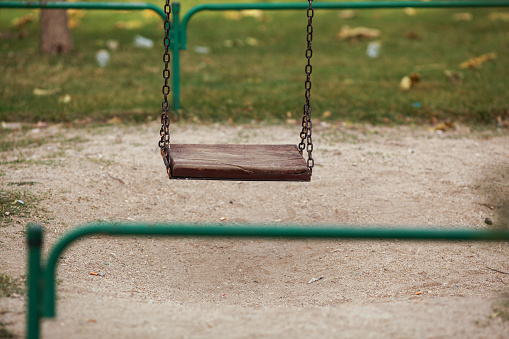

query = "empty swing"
[159, 0, 315, 181]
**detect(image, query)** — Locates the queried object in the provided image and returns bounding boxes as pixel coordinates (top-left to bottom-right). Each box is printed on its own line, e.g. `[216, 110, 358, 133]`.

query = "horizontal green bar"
[181, 0, 509, 49]
[42, 222, 509, 318]
[0, 1, 166, 21]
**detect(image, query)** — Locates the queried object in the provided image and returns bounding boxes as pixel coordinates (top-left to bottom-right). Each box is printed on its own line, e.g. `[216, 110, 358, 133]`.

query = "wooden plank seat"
[169, 144, 311, 181]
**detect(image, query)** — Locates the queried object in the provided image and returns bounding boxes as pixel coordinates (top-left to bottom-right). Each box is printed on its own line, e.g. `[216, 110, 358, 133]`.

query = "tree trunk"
[40, 3, 73, 54]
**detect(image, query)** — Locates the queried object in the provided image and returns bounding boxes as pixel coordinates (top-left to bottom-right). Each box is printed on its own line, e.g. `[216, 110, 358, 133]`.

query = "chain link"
[298, 0, 314, 172]
[159, 0, 171, 178]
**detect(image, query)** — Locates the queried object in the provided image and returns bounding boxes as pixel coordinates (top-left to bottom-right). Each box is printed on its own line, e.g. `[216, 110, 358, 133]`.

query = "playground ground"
[0, 121, 508, 338]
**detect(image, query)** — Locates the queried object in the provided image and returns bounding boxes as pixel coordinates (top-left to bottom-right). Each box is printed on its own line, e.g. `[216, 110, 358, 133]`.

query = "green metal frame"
[2, 1, 509, 111]
[26, 222, 509, 339]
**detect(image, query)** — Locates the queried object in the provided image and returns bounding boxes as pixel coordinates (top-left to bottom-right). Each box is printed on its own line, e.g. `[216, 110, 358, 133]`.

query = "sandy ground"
[0, 121, 508, 338]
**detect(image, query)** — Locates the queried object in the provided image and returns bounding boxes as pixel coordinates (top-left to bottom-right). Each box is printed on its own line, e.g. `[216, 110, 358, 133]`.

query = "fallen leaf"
[106, 117, 122, 125]
[12, 14, 35, 30]
[444, 70, 463, 84]
[403, 7, 417, 16]
[453, 12, 473, 21]
[245, 37, 259, 46]
[459, 53, 496, 69]
[400, 77, 412, 91]
[223, 10, 265, 21]
[59, 95, 72, 104]
[68, 9, 86, 19]
[489, 12, 509, 21]
[404, 31, 420, 40]
[2, 122, 22, 130]
[241, 10, 265, 21]
[322, 111, 332, 119]
[68, 19, 79, 29]
[434, 121, 456, 132]
[223, 11, 243, 21]
[142, 9, 159, 20]
[67, 9, 85, 29]
[106, 40, 119, 51]
[338, 10, 356, 19]
[114, 20, 143, 30]
[399, 73, 420, 91]
[34, 121, 48, 129]
[496, 116, 509, 128]
[33, 88, 61, 96]
[337, 26, 380, 40]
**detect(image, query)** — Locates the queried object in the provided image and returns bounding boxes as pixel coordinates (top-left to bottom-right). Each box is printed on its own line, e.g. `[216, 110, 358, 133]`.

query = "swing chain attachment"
[159, 0, 172, 178]
[299, 0, 314, 173]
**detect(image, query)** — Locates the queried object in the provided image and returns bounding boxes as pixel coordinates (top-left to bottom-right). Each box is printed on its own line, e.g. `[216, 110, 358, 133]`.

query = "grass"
[0, 323, 16, 339]
[0, 273, 24, 338]
[1, 0, 509, 126]
[0, 273, 23, 298]
[0, 189, 38, 225]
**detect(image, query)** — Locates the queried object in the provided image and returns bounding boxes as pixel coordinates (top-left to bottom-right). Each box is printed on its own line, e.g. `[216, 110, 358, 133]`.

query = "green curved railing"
[27, 222, 509, 339]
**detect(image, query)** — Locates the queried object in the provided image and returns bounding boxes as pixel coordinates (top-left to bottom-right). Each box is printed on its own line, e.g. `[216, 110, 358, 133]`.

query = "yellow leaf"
[403, 7, 417, 16]
[33, 88, 61, 96]
[459, 53, 496, 69]
[338, 10, 356, 19]
[489, 12, 509, 21]
[241, 10, 265, 21]
[106, 117, 122, 125]
[142, 9, 159, 20]
[453, 12, 473, 21]
[12, 14, 35, 30]
[223, 11, 243, 21]
[336, 26, 381, 40]
[399, 73, 420, 92]
[114, 21, 143, 30]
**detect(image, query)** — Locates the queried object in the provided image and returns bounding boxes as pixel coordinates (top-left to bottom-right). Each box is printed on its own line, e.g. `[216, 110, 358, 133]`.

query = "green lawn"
[1, 0, 508, 126]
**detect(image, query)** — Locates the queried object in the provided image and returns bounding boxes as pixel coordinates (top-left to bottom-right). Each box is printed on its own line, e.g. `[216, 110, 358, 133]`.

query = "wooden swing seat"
[169, 144, 311, 181]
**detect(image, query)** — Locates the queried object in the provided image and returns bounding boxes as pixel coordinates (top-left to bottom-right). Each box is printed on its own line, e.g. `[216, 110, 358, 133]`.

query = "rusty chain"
[298, 0, 314, 173]
[159, 0, 171, 178]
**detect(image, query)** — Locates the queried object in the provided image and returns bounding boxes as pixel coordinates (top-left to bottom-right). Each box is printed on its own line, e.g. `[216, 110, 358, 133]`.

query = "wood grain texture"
[169, 144, 311, 181]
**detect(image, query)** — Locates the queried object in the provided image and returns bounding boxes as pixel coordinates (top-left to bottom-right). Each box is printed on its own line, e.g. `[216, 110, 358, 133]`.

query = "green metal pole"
[41, 222, 509, 318]
[27, 224, 43, 339]
[0, 1, 166, 21]
[181, 0, 509, 49]
[171, 2, 181, 114]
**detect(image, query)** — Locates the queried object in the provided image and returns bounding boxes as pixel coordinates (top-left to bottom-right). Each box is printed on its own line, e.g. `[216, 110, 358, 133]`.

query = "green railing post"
[26, 224, 43, 339]
[171, 2, 181, 114]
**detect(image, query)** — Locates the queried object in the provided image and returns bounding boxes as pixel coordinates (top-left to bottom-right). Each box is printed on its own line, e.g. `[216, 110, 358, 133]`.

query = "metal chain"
[298, 0, 314, 173]
[159, 0, 171, 178]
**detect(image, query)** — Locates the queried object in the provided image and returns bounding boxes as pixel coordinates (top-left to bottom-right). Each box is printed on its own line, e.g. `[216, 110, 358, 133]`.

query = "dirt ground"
[1, 121, 508, 338]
